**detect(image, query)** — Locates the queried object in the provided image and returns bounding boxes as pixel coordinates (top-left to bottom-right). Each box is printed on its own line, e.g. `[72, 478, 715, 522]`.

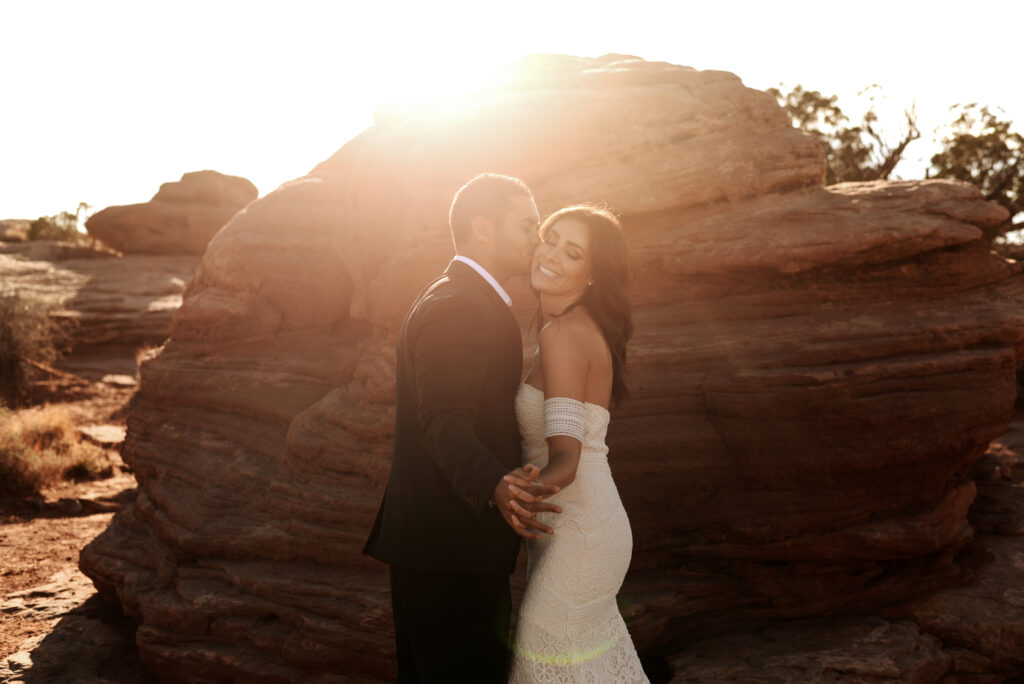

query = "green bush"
[0, 294, 71, 402]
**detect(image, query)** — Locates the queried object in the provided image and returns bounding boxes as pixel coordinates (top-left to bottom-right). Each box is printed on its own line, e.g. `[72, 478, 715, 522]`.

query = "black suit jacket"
[364, 260, 523, 575]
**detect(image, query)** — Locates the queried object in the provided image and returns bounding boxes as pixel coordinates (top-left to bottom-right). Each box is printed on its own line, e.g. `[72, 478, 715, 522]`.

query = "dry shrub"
[0, 403, 112, 497]
[0, 293, 71, 403]
[27, 203, 93, 245]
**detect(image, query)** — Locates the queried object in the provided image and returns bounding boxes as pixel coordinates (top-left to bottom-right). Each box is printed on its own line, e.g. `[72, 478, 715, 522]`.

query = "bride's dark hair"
[538, 205, 633, 406]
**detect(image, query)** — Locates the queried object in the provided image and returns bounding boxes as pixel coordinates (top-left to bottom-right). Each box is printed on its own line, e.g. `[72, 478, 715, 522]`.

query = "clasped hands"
[492, 464, 562, 540]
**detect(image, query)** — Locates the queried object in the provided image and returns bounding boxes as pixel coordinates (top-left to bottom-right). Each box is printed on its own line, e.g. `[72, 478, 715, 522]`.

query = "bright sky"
[2, 0, 1021, 221]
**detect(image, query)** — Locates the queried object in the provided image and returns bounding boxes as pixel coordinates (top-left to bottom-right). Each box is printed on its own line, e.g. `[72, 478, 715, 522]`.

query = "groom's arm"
[412, 293, 515, 516]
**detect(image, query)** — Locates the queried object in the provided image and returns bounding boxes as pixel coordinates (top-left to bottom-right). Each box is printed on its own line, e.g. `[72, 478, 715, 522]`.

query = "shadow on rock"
[2, 594, 156, 684]
[0, 488, 137, 522]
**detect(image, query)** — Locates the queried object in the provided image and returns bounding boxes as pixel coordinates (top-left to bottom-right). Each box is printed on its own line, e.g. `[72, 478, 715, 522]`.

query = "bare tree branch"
[873, 109, 920, 180]
[984, 153, 1024, 206]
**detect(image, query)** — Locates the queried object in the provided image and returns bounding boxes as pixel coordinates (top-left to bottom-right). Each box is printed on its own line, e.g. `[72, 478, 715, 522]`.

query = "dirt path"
[1, 475, 131, 658]
[1, 355, 158, 682]
[0, 471, 157, 683]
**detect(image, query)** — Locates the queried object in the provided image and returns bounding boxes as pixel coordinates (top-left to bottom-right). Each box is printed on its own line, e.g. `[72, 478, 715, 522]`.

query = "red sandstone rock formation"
[85, 171, 257, 254]
[79, 55, 1024, 681]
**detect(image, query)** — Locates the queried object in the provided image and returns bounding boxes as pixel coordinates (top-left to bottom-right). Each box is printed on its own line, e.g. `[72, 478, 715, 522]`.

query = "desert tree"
[767, 84, 920, 185]
[929, 104, 1024, 240]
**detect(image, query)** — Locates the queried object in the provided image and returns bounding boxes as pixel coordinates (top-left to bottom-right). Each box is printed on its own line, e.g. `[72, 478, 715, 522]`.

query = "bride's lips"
[537, 264, 560, 278]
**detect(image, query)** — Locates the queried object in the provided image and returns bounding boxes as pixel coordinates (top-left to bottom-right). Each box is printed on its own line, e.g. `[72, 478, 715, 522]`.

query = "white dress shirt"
[452, 255, 512, 307]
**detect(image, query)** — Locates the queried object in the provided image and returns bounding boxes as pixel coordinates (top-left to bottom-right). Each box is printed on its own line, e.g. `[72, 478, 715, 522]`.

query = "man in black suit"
[364, 173, 561, 682]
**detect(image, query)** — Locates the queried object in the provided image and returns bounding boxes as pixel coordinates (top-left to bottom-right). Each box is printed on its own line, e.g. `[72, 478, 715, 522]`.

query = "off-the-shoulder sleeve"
[543, 396, 586, 443]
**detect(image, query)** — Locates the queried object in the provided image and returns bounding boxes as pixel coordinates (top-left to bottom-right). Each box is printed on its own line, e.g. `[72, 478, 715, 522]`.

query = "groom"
[364, 173, 561, 682]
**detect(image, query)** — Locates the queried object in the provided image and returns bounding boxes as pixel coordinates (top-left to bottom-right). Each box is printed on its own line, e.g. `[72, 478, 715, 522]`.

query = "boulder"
[79, 54, 1024, 682]
[0, 219, 30, 242]
[85, 171, 257, 254]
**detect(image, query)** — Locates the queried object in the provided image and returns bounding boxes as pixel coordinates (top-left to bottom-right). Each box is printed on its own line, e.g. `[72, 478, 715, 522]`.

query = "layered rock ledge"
[0, 246, 198, 352]
[0, 243, 198, 413]
[79, 54, 1024, 681]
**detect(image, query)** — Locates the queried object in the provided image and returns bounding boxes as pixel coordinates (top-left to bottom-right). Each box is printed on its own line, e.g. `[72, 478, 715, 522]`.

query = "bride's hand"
[504, 465, 563, 534]
[505, 482, 562, 533]
[492, 465, 561, 539]
[502, 464, 539, 488]
[503, 465, 561, 501]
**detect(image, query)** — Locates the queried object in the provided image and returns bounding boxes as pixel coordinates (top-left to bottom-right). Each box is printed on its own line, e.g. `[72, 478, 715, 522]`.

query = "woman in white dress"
[505, 206, 649, 683]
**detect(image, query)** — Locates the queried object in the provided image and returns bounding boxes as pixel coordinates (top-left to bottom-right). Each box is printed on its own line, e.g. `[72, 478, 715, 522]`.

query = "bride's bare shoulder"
[538, 308, 603, 356]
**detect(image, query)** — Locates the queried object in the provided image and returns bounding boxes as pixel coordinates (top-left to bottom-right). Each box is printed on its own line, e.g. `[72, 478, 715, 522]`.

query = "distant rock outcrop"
[85, 171, 257, 254]
[0, 219, 30, 242]
[79, 54, 1024, 682]
[0, 243, 199, 409]
[0, 246, 198, 351]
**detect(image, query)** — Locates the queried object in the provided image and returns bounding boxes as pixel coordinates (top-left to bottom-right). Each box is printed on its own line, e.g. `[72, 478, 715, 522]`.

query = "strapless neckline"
[519, 382, 611, 419]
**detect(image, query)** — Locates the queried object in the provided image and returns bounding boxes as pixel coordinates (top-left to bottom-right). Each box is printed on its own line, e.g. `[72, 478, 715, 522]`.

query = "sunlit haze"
[2, 0, 1021, 220]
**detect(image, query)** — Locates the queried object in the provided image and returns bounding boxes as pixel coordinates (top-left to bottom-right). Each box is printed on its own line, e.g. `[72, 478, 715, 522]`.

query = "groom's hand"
[492, 465, 561, 540]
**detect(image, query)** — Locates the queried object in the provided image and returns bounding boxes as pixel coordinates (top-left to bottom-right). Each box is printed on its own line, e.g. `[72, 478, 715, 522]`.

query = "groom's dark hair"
[449, 173, 533, 251]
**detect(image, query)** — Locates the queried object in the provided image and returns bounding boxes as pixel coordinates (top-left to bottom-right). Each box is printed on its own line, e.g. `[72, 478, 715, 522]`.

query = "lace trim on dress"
[543, 397, 586, 442]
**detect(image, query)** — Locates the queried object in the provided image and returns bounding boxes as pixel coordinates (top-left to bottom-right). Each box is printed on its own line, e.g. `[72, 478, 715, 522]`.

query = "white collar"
[452, 255, 512, 307]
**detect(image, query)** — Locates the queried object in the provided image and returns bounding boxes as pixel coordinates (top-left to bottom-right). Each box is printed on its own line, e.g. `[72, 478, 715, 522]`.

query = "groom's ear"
[470, 215, 493, 244]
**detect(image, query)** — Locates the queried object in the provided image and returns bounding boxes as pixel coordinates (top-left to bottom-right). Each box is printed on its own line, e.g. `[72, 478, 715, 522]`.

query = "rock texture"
[881, 425, 1024, 680]
[668, 616, 952, 683]
[85, 171, 257, 254]
[78, 54, 1024, 682]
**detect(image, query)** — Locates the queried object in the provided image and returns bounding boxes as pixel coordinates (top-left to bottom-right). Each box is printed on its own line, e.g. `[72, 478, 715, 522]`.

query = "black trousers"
[388, 565, 511, 683]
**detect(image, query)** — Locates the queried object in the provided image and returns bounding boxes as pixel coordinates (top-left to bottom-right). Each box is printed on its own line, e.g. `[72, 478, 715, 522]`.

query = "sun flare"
[2, 1, 1023, 221]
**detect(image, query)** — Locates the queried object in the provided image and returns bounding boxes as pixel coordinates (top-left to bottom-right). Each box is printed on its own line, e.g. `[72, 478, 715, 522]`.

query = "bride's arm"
[535, 319, 589, 489]
[505, 319, 589, 526]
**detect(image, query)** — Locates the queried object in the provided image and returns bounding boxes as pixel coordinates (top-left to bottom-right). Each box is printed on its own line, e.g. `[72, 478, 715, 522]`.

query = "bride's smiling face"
[531, 217, 593, 297]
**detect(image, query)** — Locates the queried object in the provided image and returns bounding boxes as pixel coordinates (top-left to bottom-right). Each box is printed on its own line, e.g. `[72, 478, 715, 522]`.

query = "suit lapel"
[444, 261, 505, 309]
[445, 260, 523, 357]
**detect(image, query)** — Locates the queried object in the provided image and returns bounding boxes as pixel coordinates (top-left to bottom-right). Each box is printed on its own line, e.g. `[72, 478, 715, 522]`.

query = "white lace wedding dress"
[509, 383, 649, 683]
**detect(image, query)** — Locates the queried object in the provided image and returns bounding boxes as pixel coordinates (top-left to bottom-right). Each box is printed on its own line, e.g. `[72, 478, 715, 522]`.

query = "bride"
[505, 206, 648, 683]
